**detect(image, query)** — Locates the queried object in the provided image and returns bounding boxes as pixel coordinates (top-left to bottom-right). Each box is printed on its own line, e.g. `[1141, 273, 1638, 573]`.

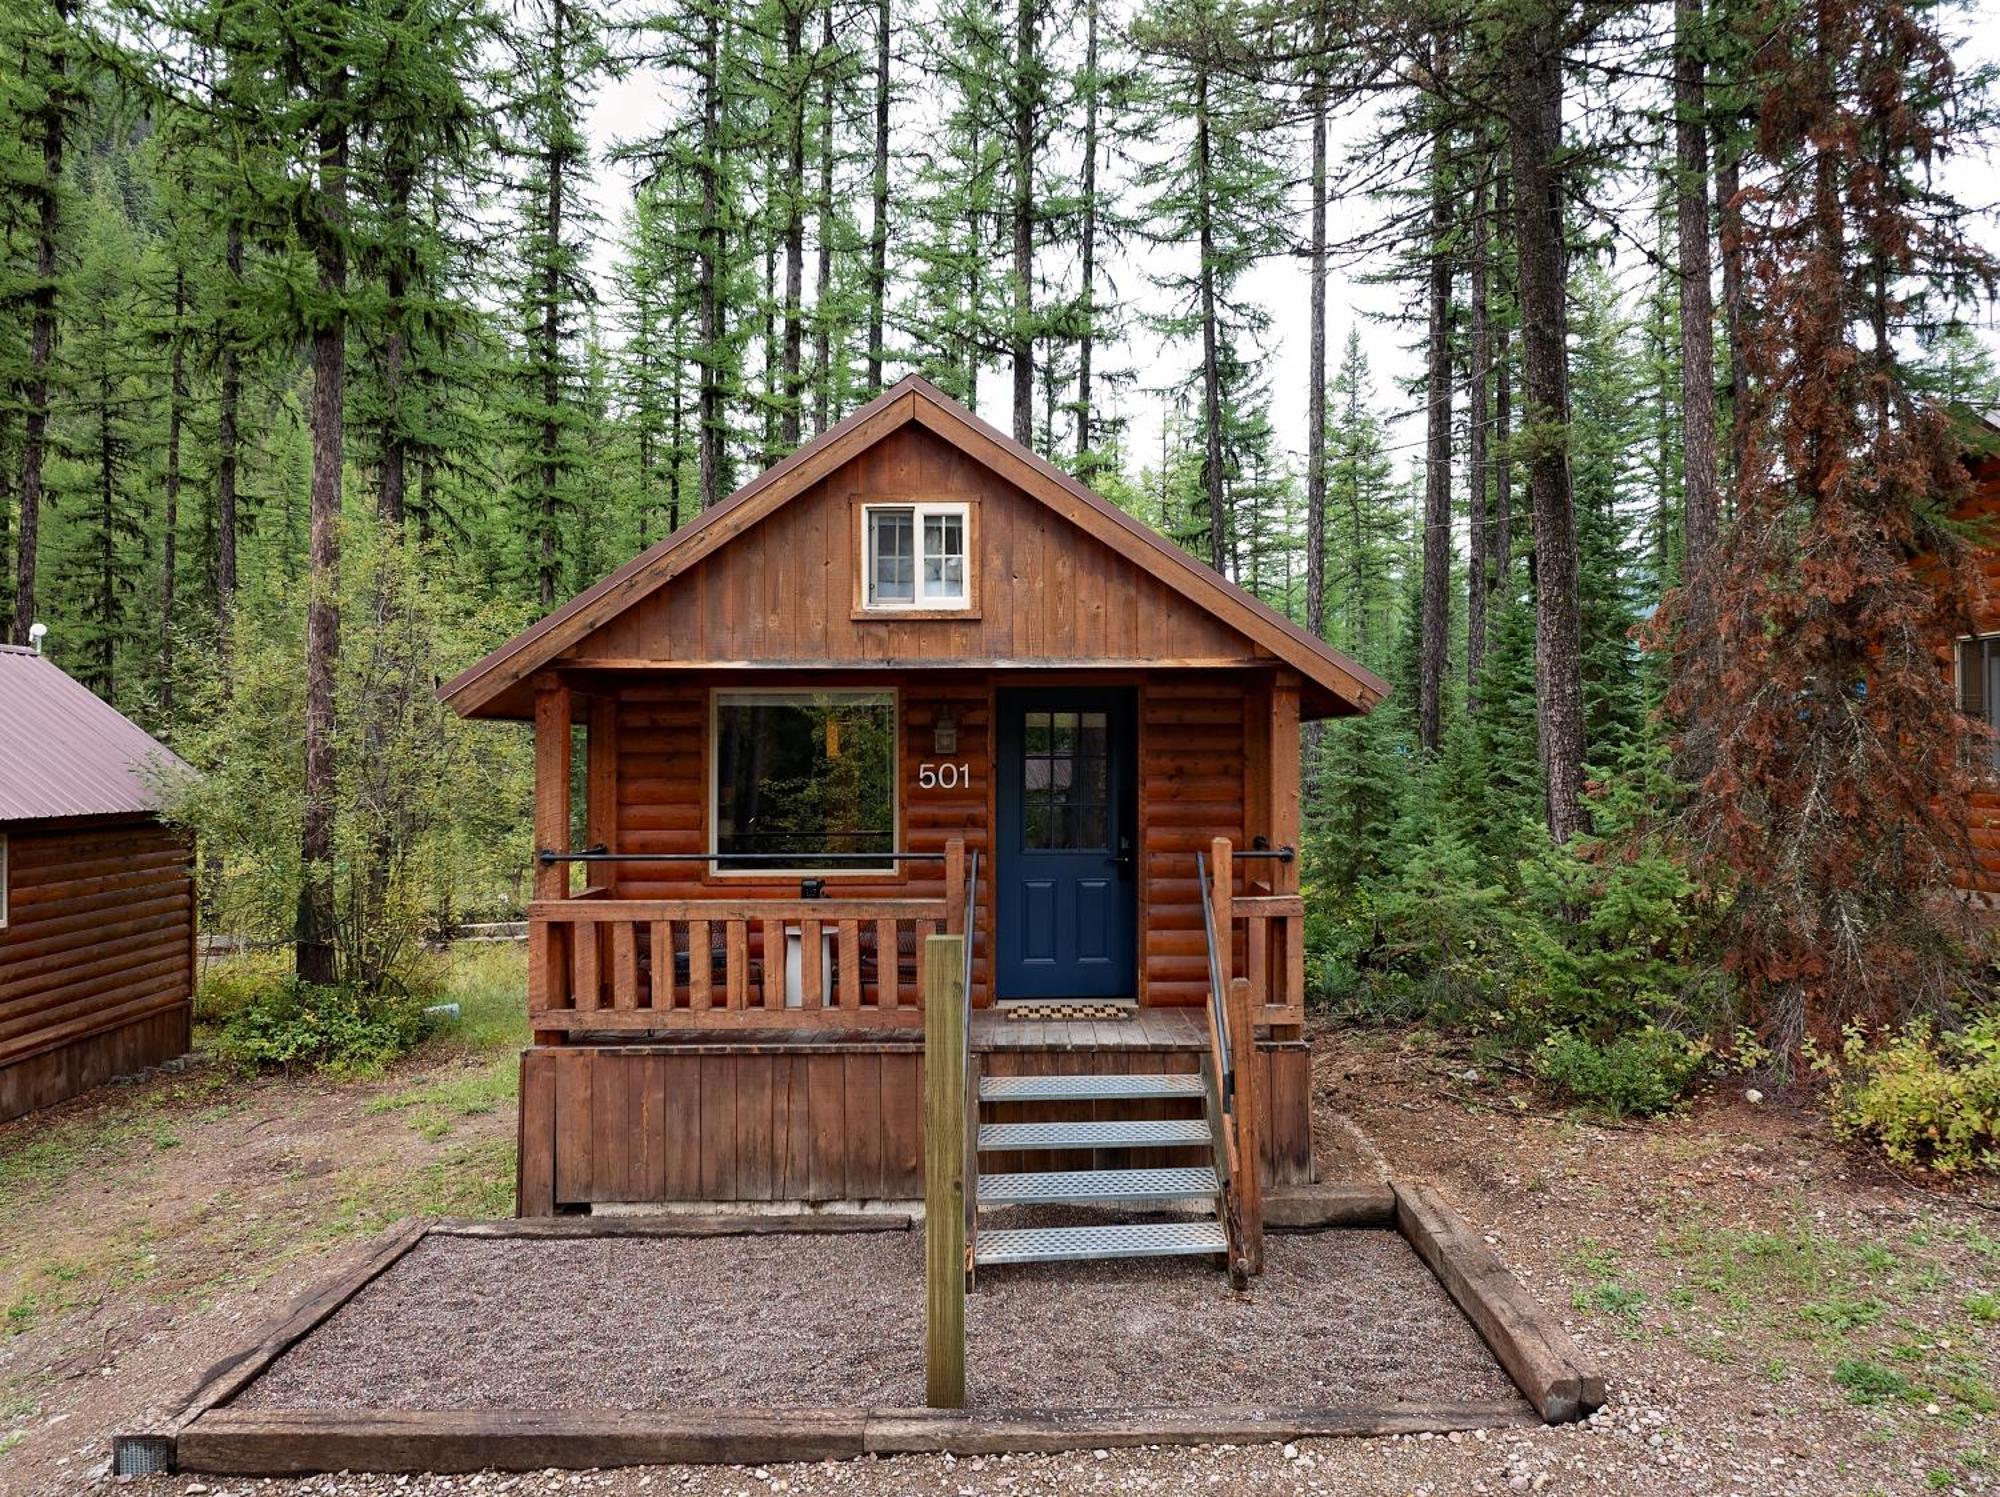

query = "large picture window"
[863, 502, 970, 610]
[712, 691, 897, 872]
[1960, 636, 2000, 770]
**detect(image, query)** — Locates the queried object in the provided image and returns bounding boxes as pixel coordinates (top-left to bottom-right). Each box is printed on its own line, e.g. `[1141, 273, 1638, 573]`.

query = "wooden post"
[943, 838, 967, 935]
[531, 678, 574, 1043]
[1227, 975, 1264, 1275]
[922, 934, 967, 1409]
[586, 695, 618, 875]
[1208, 836, 1233, 971]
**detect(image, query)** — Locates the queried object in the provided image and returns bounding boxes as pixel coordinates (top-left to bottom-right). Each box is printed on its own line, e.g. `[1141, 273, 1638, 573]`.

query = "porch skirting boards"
[518, 1028, 1313, 1214]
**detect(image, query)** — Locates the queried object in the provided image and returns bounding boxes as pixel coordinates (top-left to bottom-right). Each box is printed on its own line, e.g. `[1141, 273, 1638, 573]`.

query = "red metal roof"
[0, 646, 192, 824]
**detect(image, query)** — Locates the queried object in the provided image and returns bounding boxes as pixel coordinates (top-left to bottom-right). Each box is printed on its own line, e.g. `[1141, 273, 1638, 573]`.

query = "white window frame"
[0, 832, 7, 929]
[861, 501, 971, 611]
[708, 688, 901, 878]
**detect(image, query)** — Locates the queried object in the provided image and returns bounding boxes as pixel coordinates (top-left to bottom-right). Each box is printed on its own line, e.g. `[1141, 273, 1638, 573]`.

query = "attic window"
[864, 503, 969, 610]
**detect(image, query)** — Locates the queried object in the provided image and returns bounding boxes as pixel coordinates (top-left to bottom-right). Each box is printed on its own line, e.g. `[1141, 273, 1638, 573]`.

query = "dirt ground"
[232, 1228, 1521, 1412]
[5, 1009, 2000, 1496]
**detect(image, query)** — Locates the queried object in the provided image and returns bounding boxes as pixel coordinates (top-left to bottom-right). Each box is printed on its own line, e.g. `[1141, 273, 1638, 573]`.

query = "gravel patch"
[232, 1227, 1523, 1413]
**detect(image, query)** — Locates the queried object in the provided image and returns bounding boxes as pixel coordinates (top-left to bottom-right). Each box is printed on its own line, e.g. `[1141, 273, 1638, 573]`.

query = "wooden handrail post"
[530, 677, 574, 1038]
[1208, 836, 1233, 974]
[944, 838, 967, 936]
[922, 933, 968, 1408]
[1227, 974, 1264, 1275]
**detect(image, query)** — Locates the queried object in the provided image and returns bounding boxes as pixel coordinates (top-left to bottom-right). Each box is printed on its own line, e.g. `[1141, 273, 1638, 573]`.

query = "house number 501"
[918, 762, 970, 790]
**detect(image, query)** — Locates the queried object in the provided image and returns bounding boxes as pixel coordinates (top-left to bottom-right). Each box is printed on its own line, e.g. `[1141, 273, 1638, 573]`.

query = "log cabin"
[1954, 410, 2000, 902]
[0, 646, 196, 1122]
[443, 376, 1387, 1266]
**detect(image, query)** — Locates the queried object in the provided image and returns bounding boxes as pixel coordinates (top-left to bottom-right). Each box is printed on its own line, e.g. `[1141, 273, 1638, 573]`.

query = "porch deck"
[972, 1008, 1206, 1052]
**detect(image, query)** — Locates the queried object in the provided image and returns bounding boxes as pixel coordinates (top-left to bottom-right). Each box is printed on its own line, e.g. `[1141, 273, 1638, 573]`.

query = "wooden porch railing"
[527, 841, 966, 1031]
[1214, 838, 1306, 1038]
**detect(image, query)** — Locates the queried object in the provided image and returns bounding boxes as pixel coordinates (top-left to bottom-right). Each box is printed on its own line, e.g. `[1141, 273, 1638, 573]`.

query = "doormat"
[1001, 1003, 1134, 1021]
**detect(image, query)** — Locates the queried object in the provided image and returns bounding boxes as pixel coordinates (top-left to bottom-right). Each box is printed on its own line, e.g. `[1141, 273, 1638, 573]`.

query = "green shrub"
[212, 977, 436, 1075]
[1534, 1025, 1708, 1118]
[1830, 1018, 2000, 1174]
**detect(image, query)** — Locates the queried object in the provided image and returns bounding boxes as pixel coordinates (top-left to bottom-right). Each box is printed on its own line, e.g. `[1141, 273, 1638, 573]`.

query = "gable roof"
[0, 647, 192, 825]
[440, 375, 1389, 718]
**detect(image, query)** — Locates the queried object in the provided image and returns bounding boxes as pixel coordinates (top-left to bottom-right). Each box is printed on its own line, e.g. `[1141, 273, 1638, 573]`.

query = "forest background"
[4, 0, 2000, 1156]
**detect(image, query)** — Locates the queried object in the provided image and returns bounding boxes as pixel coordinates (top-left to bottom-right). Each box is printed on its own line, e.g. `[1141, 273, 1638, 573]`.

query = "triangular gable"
[440, 376, 1389, 718]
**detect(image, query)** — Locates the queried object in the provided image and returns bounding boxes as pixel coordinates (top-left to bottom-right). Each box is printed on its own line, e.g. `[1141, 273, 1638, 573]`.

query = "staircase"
[968, 1066, 1235, 1271]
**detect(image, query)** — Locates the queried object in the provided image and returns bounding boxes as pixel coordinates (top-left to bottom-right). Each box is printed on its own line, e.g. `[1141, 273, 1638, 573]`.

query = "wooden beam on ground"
[1393, 1182, 1606, 1423]
[922, 934, 968, 1409]
[111, 1219, 429, 1475]
[1264, 1185, 1398, 1230]
[429, 1213, 912, 1239]
[173, 1401, 1540, 1475]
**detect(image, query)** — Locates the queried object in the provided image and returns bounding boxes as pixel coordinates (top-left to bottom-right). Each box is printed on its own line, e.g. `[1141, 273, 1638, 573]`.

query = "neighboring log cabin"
[1955, 411, 2000, 901]
[444, 375, 1387, 1216]
[0, 647, 195, 1122]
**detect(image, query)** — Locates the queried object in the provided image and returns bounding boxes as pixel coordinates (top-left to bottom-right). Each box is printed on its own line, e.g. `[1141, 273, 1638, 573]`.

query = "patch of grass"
[0, 1072, 232, 1203]
[1835, 1358, 1918, 1406]
[319, 1135, 517, 1240]
[1801, 1293, 1885, 1334]
[366, 1056, 517, 1140]
[429, 945, 530, 1055]
[1965, 1292, 2000, 1325]
[1575, 1279, 1648, 1323]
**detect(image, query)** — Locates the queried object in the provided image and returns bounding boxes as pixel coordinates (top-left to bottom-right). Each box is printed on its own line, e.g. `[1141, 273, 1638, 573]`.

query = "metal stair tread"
[977, 1165, 1219, 1205]
[973, 1219, 1230, 1265]
[978, 1073, 1205, 1102]
[977, 1118, 1211, 1150]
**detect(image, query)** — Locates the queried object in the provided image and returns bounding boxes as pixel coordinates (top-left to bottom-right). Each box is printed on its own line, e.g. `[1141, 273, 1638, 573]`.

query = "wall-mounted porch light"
[933, 706, 959, 755]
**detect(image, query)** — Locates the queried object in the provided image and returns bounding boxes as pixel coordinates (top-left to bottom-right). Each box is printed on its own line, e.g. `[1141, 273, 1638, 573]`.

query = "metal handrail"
[1195, 849, 1234, 1103]
[538, 846, 943, 866]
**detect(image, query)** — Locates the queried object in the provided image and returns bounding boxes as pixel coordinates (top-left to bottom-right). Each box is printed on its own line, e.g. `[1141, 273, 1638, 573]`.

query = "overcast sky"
[581, 0, 2000, 492]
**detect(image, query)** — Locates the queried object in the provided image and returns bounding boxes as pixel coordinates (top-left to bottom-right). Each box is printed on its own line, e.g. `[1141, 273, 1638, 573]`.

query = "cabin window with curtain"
[863, 502, 969, 609]
[712, 691, 897, 872]
[1960, 636, 2000, 771]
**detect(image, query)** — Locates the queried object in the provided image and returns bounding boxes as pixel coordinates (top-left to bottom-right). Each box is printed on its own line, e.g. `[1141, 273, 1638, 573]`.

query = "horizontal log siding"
[608, 680, 993, 1000]
[1141, 680, 1250, 1007]
[0, 818, 194, 1120]
[1954, 463, 2000, 897]
[569, 425, 1256, 666]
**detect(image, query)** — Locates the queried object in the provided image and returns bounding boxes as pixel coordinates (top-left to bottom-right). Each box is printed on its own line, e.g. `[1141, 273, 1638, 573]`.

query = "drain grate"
[111, 1435, 174, 1476]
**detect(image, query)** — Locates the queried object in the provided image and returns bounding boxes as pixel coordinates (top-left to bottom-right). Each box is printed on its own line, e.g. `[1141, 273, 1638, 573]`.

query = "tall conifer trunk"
[217, 222, 243, 626]
[162, 265, 188, 713]
[1304, 54, 1328, 642]
[1417, 45, 1453, 755]
[299, 86, 348, 987]
[781, 0, 807, 448]
[1509, 7, 1587, 844]
[1076, 0, 1100, 473]
[1195, 68, 1226, 576]
[812, 0, 835, 436]
[1009, 0, 1036, 446]
[699, 0, 725, 507]
[1676, 0, 1719, 571]
[866, 0, 890, 394]
[1467, 173, 1490, 703]
[13, 0, 70, 644]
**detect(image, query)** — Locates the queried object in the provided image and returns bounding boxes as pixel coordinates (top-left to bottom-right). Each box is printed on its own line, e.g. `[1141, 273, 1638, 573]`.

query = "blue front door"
[994, 688, 1138, 1000]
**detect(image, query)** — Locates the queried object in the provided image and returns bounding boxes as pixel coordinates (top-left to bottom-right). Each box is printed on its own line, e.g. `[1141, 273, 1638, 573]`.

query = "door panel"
[995, 688, 1137, 999]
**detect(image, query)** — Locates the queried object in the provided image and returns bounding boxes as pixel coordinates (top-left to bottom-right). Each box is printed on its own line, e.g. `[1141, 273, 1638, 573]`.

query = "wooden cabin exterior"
[1954, 414, 2000, 901]
[444, 376, 1386, 1214]
[0, 647, 196, 1122]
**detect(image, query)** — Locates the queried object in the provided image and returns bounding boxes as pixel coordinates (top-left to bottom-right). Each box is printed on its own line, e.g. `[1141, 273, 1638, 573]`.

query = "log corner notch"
[1393, 1181, 1607, 1423]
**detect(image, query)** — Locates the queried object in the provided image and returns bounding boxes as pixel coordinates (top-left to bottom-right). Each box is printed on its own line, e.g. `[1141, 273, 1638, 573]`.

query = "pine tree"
[0, 0, 80, 643]
[1132, 0, 1287, 577]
